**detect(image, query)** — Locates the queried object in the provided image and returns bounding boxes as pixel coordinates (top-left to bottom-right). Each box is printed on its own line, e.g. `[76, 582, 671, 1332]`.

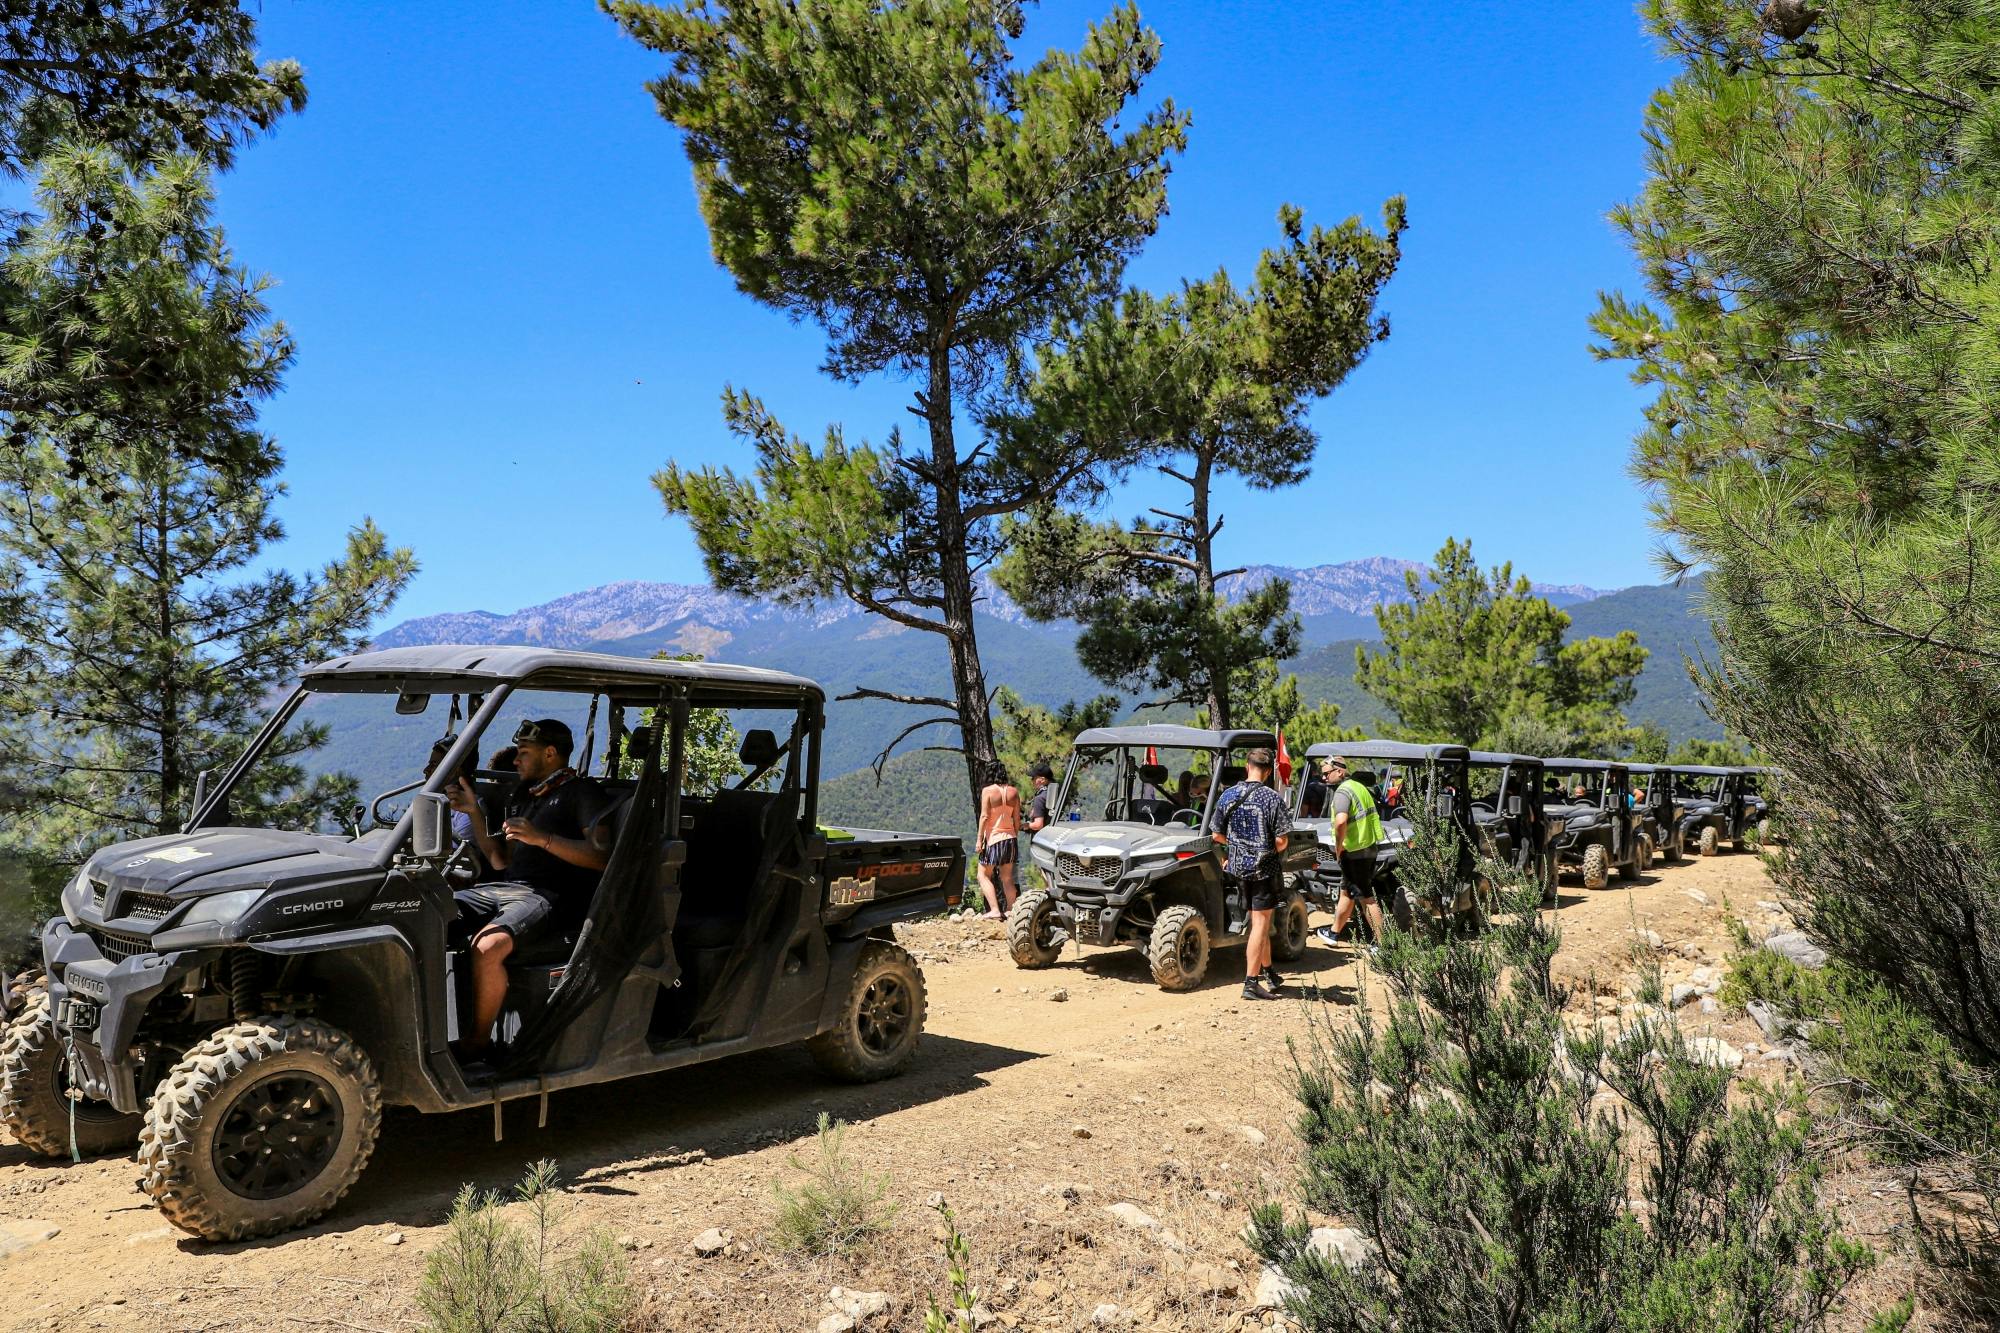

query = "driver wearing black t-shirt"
[445, 718, 609, 1058]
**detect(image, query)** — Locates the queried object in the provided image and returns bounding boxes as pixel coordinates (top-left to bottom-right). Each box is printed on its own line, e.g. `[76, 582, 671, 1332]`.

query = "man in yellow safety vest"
[1319, 755, 1385, 954]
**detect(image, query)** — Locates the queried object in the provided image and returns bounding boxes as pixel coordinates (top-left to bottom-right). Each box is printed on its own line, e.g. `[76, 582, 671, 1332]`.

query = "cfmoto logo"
[279, 899, 344, 917]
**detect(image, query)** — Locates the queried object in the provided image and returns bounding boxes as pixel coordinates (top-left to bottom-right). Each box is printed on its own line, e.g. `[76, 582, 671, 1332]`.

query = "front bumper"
[41, 920, 195, 1113]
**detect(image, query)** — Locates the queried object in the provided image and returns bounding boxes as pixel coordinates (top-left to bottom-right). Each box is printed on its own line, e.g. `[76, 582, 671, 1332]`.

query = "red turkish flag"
[1275, 729, 1293, 786]
[1145, 745, 1158, 767]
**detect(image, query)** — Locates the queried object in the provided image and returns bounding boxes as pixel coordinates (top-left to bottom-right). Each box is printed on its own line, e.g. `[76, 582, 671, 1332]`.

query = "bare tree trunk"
[924, 346, 1000, 809]
[1189, 450, 1229, 729]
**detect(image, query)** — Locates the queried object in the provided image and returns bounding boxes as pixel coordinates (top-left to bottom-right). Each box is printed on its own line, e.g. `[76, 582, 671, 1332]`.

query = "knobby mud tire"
[1148, 906, 1209, 992]
[1270, 893, 1310, 963]
[1581, 843, 1609, 890]
[1699, 826, 1720, 858]
[809, 941, 927, 1083]
[1664, 835, 1683, 864]
[0, 986, 143, 1158]
[1006, 892, 1063, 969]
[139, 1017, 381, 1241]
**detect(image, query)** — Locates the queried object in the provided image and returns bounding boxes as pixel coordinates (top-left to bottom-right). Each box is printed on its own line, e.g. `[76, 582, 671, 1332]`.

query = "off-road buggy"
[1290, 741, 1480, 935]
[1672, 765, 1764, 855]
[1, 647, 961, 1241]
[1626, 764, 1686, 863]
[1467, 750, 1558, 902]
[1543, 758, 1649, 889]
[1009, 726, 1318, 991]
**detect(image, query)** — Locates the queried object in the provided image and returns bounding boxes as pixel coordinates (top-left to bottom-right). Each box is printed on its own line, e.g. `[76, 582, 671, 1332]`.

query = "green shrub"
[1249, 796, 1891, 1332]
[772, 1113, 898, 1256]
[418, 1160, 633, 1333]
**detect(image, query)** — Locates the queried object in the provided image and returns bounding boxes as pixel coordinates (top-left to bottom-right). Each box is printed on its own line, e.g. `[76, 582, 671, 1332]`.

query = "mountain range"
[307, 559, 1711, 820]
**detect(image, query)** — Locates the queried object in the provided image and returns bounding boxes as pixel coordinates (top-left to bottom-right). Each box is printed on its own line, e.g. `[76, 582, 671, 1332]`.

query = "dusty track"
[0, 850, 1913, 1331]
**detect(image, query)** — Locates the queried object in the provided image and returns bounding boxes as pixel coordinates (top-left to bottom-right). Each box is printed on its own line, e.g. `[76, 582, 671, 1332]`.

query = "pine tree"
[1355, 537, 1646, 752]
[0, 150, 414, 898]
[0, 1, 304, 178]
[609, 0, 1186, 808]
[994, 203, 1405, 727]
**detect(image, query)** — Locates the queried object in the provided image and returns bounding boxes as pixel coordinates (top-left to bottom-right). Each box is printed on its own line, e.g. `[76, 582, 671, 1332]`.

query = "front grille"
[114, 891, 175, 922]
[1315, 846, 1340, 871]
[84, 926, 152, 963]
[1057, 852, 1122, 884]
[89, 877, 107, 912]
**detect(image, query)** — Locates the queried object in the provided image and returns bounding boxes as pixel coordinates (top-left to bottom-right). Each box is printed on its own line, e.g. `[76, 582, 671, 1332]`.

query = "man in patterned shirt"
[1209, 747, 1293, 1001]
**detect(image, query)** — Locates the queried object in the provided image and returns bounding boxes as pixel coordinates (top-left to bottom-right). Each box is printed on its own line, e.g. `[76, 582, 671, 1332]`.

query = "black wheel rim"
[211, 1071, 344, 1201]
[1281, 904, 1304, 950]
[856, 973, 913, 1057]
[1178, 922, 1202, 972]
[1033, 903, 1057, 950]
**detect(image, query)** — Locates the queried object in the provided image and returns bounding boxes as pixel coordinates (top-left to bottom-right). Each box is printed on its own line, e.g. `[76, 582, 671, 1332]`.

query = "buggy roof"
[1675, 765, 1737, 777]
[301, 645, 823, 706]
[1468, 750, 1541, 766]
[1303, 740, 1469, 764]
[1070, 725, 1276, 750]
[1544, 757, 1628, 774]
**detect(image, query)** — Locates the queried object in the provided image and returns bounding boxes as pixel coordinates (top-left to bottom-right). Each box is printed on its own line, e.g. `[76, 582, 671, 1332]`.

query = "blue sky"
[218, 1, 1676, 627]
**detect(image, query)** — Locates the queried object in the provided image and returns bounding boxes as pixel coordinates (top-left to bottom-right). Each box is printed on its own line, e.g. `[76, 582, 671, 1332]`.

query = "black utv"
[1626, 764, 1686, 863]
[0, 647, 961, 1241]
[1672, 765, 1764, 855]
[1467, 751, 1557, 900]
[1291, 741, 1480, 933]
[1010, 726, 1317, 990]
[1543, 758, 1650, 889]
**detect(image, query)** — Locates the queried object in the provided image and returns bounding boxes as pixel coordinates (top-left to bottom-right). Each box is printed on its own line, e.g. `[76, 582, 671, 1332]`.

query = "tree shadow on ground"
[183, 1031, 1037, 1253]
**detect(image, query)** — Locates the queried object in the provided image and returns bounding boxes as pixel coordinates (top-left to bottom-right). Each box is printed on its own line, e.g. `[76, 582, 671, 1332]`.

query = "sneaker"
[1261, 965, 1284, 990]
[1312, 924, 1340, 947]
[1241, 980, 1279, 1001]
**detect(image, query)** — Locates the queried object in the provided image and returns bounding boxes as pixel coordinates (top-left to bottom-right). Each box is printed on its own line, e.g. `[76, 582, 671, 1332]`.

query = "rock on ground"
[691, 1227, 732, 1256]
[1104, 1202, 1159, 1232]
[1685, 1036, 1743, 1070]
[1762, 932, 1828, 969]
[828, 1287, 891, 1320]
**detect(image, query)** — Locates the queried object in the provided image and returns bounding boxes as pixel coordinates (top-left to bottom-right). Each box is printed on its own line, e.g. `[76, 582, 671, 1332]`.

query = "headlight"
[181, 890, 263, 927]
[61, 866, 91, 925]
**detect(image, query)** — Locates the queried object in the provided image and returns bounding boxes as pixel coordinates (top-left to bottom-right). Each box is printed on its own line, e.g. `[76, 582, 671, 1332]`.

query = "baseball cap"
[512, 717, 575, 756]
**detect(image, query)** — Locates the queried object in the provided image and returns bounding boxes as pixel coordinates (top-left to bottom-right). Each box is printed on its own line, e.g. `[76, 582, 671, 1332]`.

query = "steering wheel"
[440, 837, 479, 885]
[1168, 807, 1203, 828]
[1103, 797, 1133, 821]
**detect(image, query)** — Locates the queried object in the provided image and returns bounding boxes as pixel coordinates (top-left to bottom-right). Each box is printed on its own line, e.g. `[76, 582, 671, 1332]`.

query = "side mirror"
[410, 793, 450, 859]
[395, 691, 431, 715]
[1505, 795, 1522, 818]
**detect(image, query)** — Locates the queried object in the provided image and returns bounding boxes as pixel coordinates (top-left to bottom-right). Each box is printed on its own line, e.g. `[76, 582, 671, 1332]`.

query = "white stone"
[691, 1227, 732, 1256]
[1104, 1202, 1159, 1231]
[1237, 1124, 1268, 1146]
[382, 1231, 406, 1246]
[1306, 1226, 1374, 1270]
[1048, 987, 1069, 1002]
[1254, 1266, 1301, 1311]
[828, 1288, 891, 1320]
[1686, 1036, 1743, 1070]
[1699, 997, 1719, 1015]
[1688, 965, 1718, 988]
[1679, 941, 1705, 961]
[1745, 999, 1789, 1040]
[1091, 1303, 1127, 1326]
[818, 1315, 856, 1333]
[1756, 900, 1784, 914]
[1669, 983, 1699, 1008]
[1639, 929, 1664, 950]
[1763, 932, 1828, 969]
[1683, 888, 1710, 906]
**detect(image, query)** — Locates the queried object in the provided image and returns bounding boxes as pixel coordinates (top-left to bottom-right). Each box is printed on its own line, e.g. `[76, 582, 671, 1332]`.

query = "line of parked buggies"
[1007, 725, 1779, 992]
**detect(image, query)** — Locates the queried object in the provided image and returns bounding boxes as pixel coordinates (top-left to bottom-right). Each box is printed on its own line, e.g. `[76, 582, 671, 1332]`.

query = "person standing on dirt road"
[1210, 748, 1292, 1001]
[975, 763, 1023, 920]
[1024, 761, 1057, 889]
[1316, 756, 1386, 955]
[446, 718, 610, 1060]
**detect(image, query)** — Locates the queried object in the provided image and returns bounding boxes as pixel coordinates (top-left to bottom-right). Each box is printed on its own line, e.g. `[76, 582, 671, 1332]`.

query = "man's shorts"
[979, 837, 1017, 868]
[1240, 872, 1282, 913]
[1339, 851, 1379, 902]
[453, 883, 556, 951]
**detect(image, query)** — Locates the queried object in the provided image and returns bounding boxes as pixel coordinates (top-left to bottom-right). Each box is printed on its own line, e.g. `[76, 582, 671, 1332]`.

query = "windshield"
[1293, 757, 1468, 824]
[1056, 744, 1261, 828]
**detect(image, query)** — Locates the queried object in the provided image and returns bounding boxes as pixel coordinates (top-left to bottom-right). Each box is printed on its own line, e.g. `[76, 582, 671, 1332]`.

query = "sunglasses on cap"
[511, 720, 560, 748]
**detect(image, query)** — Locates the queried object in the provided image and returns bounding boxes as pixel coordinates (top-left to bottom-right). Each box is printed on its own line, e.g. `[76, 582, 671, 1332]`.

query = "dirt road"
[0, 851, 1905, 1332]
